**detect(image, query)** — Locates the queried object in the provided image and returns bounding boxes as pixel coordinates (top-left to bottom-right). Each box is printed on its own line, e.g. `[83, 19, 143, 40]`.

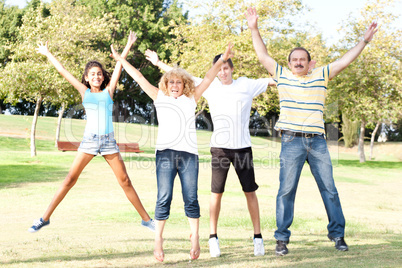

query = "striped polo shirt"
[272, 62, 331, 134]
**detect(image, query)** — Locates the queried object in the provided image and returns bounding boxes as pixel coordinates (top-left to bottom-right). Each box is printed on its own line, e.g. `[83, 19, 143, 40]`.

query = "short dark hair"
[288, 47, 311, 62]
[212, 54, 234, 68]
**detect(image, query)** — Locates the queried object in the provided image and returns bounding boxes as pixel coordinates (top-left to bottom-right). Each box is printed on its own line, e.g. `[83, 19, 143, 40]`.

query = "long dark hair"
[81, 61, 111, 89]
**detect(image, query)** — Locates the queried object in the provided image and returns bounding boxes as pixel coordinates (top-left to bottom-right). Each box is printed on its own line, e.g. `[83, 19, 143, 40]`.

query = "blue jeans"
[155, 149, 200, 220]
[274, 134, 345, 241]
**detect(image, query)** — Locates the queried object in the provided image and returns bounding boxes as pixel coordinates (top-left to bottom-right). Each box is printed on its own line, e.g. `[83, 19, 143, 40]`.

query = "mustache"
[295, 65, 304, 68]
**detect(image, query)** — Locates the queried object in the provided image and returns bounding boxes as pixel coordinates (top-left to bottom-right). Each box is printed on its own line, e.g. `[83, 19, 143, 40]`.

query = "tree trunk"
[31, 96, 43, 157]
[341, 113, 359, 148]
[358, 118, 366, 163]
[55, 102, 66, 147]
[369, 120, 381, 160]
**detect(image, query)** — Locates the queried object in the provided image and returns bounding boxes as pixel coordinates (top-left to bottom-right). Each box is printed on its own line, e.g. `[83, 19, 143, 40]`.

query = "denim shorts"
[78, 132, 120, 156]
[210, 147, 258, 193]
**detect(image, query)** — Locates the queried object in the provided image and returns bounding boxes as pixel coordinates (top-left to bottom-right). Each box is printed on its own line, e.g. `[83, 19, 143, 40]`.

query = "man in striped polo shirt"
[246, 7, 378, 255]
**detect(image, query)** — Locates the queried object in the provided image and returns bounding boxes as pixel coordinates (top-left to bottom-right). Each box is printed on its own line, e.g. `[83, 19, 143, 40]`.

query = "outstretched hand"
[222, 43, 235, 62]
[127, 31, 137, 47]
[245, 7, 258, 30]
[109, 44, 121, 61]
[36, 41, 49, 56]
[364, 22, 378, 43]
[145, 49, 160, 66]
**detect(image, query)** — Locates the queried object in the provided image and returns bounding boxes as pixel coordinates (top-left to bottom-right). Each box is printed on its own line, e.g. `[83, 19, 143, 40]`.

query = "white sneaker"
[253, 238, 265, 256]
[209, 237, 221, 257]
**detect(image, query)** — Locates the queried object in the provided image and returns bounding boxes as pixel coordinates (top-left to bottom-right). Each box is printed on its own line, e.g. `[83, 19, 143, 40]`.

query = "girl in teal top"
[28, 32, 155, 233]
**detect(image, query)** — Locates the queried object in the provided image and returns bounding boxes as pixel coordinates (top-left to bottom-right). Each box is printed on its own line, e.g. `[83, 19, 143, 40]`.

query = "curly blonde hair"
[158, 67, 196, 97]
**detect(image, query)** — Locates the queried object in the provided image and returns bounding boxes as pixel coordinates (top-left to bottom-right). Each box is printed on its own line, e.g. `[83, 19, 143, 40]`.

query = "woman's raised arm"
[194, 43, 234, 102]
[110, 44, 159, 101]
[106, 31, 137, 98]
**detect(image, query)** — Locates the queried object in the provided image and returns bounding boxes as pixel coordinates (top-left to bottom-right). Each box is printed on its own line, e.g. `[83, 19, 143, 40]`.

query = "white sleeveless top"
[154, 90, 198, 155]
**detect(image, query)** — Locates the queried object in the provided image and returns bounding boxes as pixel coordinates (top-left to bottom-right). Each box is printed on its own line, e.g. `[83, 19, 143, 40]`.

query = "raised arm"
[145, 49, 174, 73]
[194, 43, 234, 102]
[330, 22, 378, 79]
[110, 45, 158, 100]
[246, 7, 276, 76]
[106, 31, 137, 98]
[36, 41, 87, 98]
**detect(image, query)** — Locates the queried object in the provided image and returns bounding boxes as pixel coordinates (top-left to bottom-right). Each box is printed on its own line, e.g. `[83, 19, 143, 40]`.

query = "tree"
[340, 114, 359, 148]
[0, 0, 23, 67]
[0, 0, 116, 156]
[328, 0, 402, 162]
[167, 0, 328, 123]
[76, 0, 188, 124]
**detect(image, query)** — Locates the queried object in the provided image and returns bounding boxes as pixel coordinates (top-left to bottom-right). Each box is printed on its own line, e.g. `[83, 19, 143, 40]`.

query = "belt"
[281, 130, 322, 138]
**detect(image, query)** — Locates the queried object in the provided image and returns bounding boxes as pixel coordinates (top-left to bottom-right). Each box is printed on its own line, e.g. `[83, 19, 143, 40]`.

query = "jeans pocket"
[282, 134, 295, 143]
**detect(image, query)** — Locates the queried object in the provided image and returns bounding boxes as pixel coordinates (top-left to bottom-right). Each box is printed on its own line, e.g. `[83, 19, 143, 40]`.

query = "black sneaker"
[328, 235, 348, 251]
[28, 218, 50, 233]
[275, 240, 289, 256]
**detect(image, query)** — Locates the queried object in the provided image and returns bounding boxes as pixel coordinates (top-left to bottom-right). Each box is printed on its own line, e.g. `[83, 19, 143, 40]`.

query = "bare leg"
[103, 153, 151, 221]
[188, 217, 200, 260]
[209, 192, 223, 235]
[244, 191, 261, 234]
[154, 219, 166, 262]
[42, 152, 94, 221]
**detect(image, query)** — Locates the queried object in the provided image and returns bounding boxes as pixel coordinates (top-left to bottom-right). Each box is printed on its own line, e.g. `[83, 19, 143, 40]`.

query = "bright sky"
[5, 0, 401, 45]
[179, 0, 401, 45]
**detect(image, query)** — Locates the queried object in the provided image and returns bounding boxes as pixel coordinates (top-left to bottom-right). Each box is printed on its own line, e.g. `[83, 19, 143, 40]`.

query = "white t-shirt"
[154, 90, 198, 155]
[201, 77, 270, 149]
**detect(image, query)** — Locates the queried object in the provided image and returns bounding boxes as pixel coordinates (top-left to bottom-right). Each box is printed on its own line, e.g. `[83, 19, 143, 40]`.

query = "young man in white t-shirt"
[145, 50, 275, 257]
[203, 55, 275, 257]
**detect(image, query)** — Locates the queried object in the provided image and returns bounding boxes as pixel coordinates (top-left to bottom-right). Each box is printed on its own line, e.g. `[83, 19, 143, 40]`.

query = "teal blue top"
[82, 88, 114, 135]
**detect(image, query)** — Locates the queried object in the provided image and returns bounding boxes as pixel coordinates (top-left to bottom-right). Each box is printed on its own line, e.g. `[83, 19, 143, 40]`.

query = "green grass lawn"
[0, 114, 401, 267]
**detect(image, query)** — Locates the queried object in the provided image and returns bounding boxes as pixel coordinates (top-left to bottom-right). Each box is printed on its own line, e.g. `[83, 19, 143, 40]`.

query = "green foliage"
[328, 0, 402, 130]
[0, 0, 116, 108]
[0, 1, 23, 67]
[167, 0, 328, 116]
[76, 0, 188, 120]
[0, 0, 50, 68]
[385, 118, 402, 141]
[341, 113, 359, 148]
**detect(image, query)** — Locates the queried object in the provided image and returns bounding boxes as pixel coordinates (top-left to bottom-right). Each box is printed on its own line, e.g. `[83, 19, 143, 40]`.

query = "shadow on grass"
[3, 235, 401, 267]
[337, 160, 402, 169]
[0, 136, 57, 152]
[0, 164, 66, 189]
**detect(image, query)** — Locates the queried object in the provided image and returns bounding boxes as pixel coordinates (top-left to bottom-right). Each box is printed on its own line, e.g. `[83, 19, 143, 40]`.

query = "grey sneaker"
[253, 238, 265, 256]
[28, 218, 49, 233]
[328, 235, 348, 251]
[141, 219, 155, 232]
[275, 240, 289, 256]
